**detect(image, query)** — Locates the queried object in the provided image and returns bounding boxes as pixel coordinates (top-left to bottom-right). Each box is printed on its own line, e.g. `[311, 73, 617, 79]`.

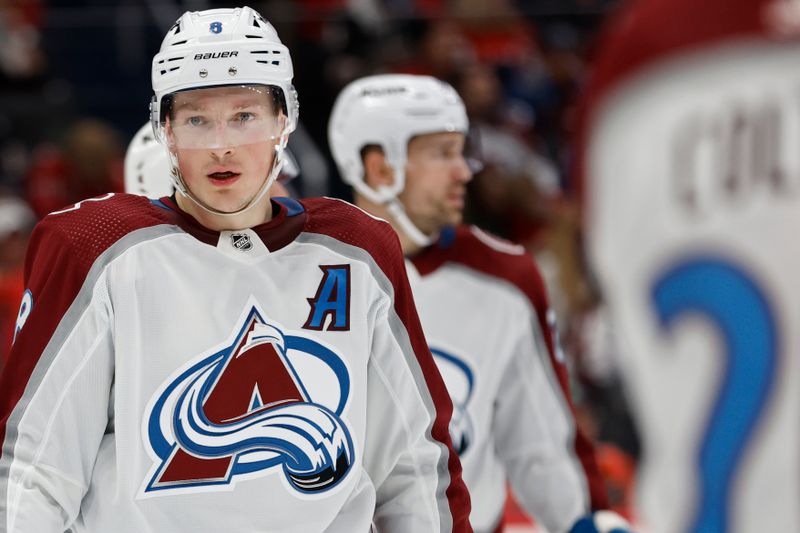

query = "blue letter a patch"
[304, 265, 351, 331]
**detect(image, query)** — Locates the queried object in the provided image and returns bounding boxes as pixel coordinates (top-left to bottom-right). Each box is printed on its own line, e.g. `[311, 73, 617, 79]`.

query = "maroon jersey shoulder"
[574, 0, 777, 208]
[29, 193, 174, 280]
[587, 0, 769, 112]
[299, 198, 473, 530]
[299, 197, 404, 273]
[413, 225, 548, 313]
[414, 225, 610, 509]
[1, 194, 174, 453]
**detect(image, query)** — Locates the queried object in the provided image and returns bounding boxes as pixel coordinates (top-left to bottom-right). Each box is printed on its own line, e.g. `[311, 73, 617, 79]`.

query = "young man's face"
[399, 131, 472, 235]
[167, 85, 283, 214]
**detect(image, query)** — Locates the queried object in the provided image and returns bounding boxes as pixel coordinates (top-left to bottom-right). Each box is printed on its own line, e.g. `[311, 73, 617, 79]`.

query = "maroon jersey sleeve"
[574, 0, 774, 212]
[414, 225, 609, 511]
[1, 194, 169, 448]
[0, 194, 173, 530]
[302, 198, 473, 532]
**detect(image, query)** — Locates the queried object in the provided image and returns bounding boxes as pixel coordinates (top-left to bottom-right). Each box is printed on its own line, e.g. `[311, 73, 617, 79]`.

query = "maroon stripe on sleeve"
[0, 194, 172, 452]
[413, 225, 609, 510]
[300, 198, 472, 532]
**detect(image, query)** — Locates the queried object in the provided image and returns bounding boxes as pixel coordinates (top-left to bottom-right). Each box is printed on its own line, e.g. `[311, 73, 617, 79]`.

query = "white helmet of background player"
[124, 123, 174, 199]
[125, 122, 300, 199]
[328, 74, 469, 246]
[150, 6, 298, 216]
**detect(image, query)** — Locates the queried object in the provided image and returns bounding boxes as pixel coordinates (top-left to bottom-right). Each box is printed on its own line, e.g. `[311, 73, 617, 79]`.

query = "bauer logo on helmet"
[193, 51, 238, 60]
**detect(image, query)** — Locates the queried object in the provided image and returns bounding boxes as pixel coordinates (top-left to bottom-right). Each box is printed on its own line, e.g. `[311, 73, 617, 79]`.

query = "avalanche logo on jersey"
[140, 301, 354, 497]
[431, 347, 475, 456]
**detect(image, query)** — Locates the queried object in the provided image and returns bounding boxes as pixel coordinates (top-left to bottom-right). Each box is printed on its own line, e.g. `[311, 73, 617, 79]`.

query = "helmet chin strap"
[167, 139, 287, 218]
[347, 160, 437, 248]
[385, 197, 435, 248]
[377, 164, 436, 248]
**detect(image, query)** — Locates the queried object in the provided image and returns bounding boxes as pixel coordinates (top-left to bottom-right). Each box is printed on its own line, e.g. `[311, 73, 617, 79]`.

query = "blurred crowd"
[0, 0, 637, 521]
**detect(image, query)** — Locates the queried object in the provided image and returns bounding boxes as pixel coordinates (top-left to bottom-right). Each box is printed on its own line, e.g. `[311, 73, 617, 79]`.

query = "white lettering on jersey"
[50, 193, 116, 216]
[13, 289, 33, 344]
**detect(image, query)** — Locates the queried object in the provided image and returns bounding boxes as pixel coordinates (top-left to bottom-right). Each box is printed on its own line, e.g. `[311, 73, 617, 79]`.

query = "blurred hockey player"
[329, 73, 630, 533]
[0, 197, 35, 370]
[124, 121, 299, 198]
[579, 0, 800, 531]
[0, 7, 471, 532]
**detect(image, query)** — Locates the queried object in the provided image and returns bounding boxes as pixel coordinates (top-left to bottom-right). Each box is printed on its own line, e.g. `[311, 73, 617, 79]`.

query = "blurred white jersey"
[409, 226, 607, 533]
[0, 194, 471, 532]
[582, 0, 800, 531]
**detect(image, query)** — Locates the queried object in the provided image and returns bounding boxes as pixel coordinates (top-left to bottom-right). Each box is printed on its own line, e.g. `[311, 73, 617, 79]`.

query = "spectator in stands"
[25, 118, 124, 217]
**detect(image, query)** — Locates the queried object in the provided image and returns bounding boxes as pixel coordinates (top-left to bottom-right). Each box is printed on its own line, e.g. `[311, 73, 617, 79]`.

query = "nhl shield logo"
[231, 233, 252, 251]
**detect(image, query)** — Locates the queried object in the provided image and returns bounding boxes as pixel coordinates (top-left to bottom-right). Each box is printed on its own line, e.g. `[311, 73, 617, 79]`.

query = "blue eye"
[188, 116, 205, 126]
[236, 112, 255, 123]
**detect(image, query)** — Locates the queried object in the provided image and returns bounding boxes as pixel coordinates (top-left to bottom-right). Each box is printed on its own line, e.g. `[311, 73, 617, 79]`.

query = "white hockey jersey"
[581, 0, 800, 531]
[407, 226, 607, 533]
[0, 194, 471, 533]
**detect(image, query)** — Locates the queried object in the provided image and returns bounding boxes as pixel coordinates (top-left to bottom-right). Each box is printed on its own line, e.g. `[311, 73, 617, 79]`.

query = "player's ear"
[362, 146, 395, 188]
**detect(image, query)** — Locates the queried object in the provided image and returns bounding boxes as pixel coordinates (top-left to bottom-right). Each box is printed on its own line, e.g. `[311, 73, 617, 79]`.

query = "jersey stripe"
[412, 225, 608, 511]
[0, 224, 181, 531]
[299, 196, 471, 531]
[296, 231, 466, 532]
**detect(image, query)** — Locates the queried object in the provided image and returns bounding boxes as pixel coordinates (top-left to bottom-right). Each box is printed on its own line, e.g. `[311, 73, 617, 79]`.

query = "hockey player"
[0, 8, 471, 532]
[579, 0, 800, 531]
[329, 74, 630, 533]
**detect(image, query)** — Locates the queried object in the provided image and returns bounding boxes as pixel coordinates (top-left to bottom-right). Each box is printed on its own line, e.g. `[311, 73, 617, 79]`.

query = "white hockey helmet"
[124, 122, 174, 199]
[151, 6, 297, 141]
[329, 74, 468, 204]
[328, 74, 469, 245]
[149, 6, 298, 215]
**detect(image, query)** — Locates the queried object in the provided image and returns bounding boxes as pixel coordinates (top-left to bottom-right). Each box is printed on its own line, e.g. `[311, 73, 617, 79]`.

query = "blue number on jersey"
[651, 257, 778, 533]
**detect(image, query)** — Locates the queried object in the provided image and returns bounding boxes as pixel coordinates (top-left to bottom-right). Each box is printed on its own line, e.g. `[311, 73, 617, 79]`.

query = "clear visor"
[279, 147, 299, 182]
[163, 84, 286, 150]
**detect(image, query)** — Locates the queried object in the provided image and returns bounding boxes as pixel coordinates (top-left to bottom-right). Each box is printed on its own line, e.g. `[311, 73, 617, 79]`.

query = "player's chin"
[430, 214, 461, 233]
[202, 191, 252, 213]
[445, 209, 464, 226]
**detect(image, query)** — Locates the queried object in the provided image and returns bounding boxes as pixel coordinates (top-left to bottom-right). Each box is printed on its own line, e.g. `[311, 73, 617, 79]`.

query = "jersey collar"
[156, 195, 307, 252]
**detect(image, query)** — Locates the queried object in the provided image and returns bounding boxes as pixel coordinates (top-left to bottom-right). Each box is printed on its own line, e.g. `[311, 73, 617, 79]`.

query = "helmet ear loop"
[381, 163, 436, 248]
[365, 147, 404, 205]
